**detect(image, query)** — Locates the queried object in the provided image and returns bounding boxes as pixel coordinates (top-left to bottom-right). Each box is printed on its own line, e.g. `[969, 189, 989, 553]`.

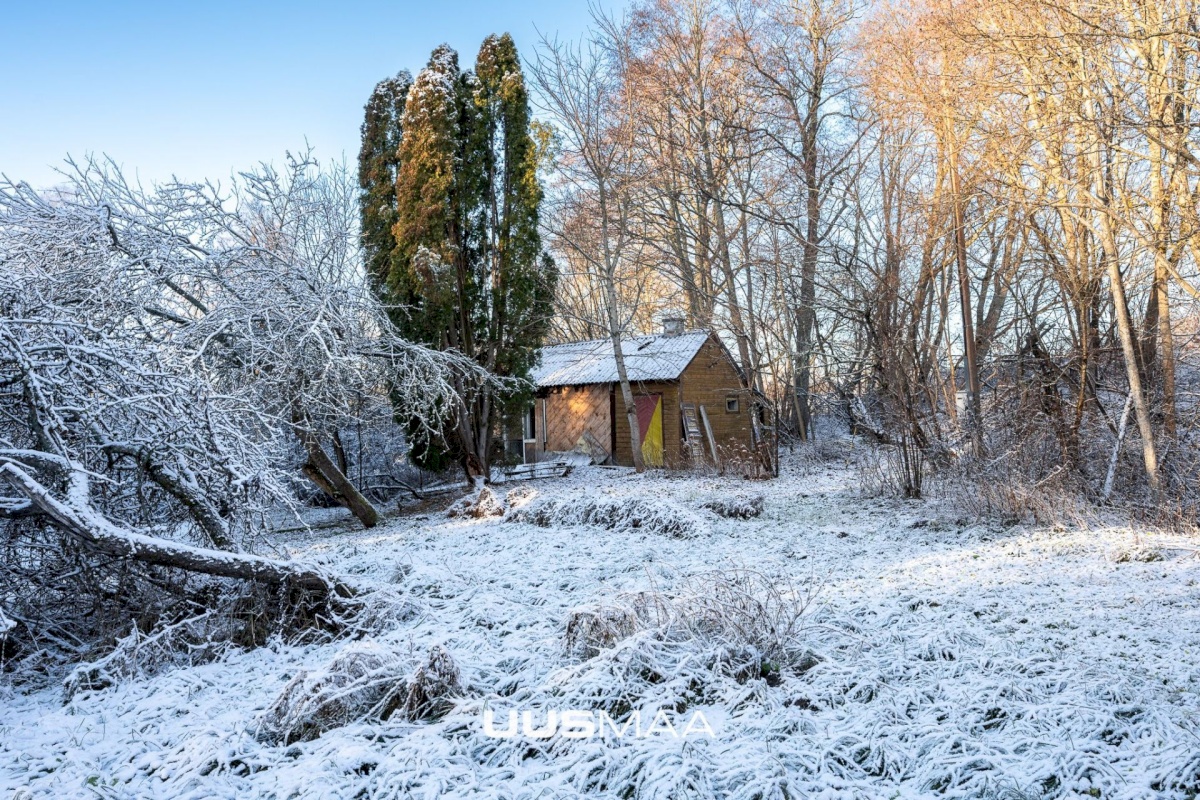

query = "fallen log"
[0, 456, 345, 596]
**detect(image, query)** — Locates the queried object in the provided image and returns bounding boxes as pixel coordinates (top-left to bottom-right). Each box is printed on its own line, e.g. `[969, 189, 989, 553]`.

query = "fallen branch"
[0, 495, 39, 519]
[0, 456, 344, 595]
[383, 480, 427, 500]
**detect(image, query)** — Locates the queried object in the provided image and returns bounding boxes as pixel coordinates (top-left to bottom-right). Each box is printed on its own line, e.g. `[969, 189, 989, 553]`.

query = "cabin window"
[725, 396, 740, 414]
[523, 404, 536, 440]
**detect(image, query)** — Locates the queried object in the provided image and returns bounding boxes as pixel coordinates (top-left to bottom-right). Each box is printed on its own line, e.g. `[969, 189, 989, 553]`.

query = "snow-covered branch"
[0, 151, 489, 662]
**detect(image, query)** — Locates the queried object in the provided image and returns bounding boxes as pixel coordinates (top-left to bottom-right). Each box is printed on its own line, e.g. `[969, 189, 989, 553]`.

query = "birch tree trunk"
[600, 183, 645, 474]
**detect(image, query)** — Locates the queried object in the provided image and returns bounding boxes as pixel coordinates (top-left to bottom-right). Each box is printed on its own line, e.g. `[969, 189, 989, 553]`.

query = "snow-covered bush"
[446, 485, 506, 518]
[256, 642, 411, 745]
[955, 466, 1092, 527]
[671, 569, 820, 669]
[256, 642, 461, 745]
[564, 604, 640, 659]
[397, 644, 462, 720]
[507, 493, 708, 538]
[504, 484, 539, 509]
[1109, 544, 1165, 563]
[64, 612, 232, 701]
[564, 570, 819, 673]
[856, 439, 927, 499]
[791, 438, 850, 471]
[701, 494, 764, 519]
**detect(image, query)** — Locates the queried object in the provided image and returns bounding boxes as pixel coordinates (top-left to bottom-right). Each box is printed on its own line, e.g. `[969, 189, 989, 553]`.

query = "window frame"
[523, 404, 536, 440]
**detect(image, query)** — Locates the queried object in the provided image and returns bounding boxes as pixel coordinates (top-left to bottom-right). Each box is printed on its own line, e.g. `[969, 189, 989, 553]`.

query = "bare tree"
[531, 30, 648, 472]
[0, 154, 484, 656]
[732, 0, 863, 439]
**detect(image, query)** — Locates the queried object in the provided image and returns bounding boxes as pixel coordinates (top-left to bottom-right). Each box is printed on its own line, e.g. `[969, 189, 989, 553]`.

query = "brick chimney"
[661, 316, 685, 337]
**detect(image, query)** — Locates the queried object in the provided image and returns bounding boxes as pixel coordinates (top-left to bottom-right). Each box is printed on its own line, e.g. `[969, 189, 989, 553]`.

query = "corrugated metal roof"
[531, 331, 710, 387]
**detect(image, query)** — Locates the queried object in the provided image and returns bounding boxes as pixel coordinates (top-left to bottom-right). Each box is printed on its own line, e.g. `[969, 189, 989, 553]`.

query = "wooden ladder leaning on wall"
[682, 403, 704, 461]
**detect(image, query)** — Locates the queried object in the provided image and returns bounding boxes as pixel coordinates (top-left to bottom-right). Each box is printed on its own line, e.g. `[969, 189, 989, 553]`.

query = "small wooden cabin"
[518, 321, 757, 469]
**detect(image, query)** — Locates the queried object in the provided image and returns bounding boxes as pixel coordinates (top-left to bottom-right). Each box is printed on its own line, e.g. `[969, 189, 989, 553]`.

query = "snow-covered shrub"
[856, 440, 926, 499]
[339, 588, 422, 636]
[54, 573, 357, 698]
[550, 628, 707, 712]
[256, 642, 410, 745]
[1109, 544, 1165, 563]
[617, 589, 674, 627]
[507, 493, 708, 538]
[256, 641, 461, 745]
[397, 644, 462, 720]
[671, 570, 820, 670]
[64, 612, 230, 700]
[943, 462, 1093, 527]
[563, 570, 819, 674]
[791, 438, 849, 471]
[701, 494, 764, 519]
[564, 604, 639, 659]
[446, 485, 506, 519]
[718, 441, 776, 479]
[504, 484, 538, 510]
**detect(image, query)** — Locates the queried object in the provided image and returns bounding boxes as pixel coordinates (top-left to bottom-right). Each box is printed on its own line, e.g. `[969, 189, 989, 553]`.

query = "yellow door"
[636, 394, 664, 467]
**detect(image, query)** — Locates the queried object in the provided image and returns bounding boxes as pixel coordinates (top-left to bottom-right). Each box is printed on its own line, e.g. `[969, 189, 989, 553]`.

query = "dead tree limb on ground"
[0, 455, 345, 596]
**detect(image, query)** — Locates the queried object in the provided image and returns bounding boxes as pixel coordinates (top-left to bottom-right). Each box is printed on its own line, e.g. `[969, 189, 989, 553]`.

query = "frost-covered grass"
[3, 448, 1200, 799]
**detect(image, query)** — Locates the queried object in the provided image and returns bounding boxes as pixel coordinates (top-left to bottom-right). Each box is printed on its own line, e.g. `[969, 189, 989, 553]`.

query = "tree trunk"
[1092, 202, 1160, 494]
[295, 423, 380, 528]
[331, 429, 350, 476]
[793, 164, 819, 442]
[948, 148, 983, 456]
[608, 303, 645, 474]
[0, 460, 340, 594]
[596, 174, 644, 473]
[1102, 393, 1134, 503]
[1156, 258, 1177, 438]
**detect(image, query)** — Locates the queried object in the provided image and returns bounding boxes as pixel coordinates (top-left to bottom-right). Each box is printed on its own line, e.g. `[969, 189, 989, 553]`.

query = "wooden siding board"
[534, 385, 612, 462]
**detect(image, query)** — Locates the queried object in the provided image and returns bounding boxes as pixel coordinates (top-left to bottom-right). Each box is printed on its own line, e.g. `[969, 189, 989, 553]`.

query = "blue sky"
[2, 1, 600, 188]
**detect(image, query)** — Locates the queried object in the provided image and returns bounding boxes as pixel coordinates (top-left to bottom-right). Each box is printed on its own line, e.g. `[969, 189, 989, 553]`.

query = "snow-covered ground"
[3, 447, 1200, 799]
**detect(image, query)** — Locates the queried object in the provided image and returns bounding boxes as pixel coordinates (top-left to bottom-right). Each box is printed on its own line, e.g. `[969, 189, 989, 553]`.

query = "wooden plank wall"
[534, 385, 612, 461]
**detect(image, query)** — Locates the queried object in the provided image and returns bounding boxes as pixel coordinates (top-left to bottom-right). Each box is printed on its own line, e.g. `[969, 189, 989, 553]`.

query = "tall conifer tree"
[391, 45, 475, 348]
[475, 34, 556, 422]
[357, 71, 412, 293]
[364, 39, 554, 479]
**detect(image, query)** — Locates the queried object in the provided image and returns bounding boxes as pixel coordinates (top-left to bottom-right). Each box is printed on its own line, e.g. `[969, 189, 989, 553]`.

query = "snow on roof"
[531, 330, 711, 387]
